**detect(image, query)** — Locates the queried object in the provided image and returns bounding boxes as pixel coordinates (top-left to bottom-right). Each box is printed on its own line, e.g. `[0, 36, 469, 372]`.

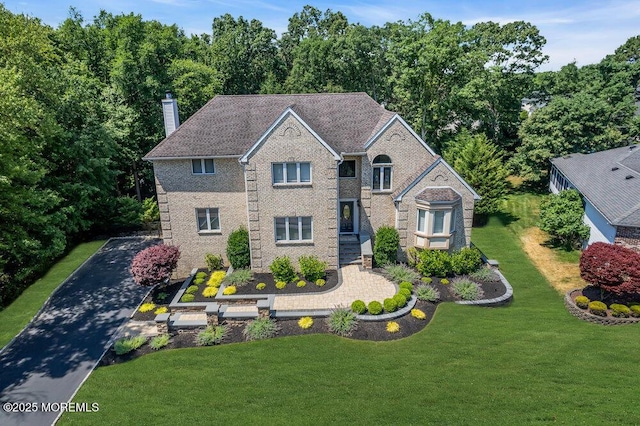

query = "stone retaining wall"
[564, 289, 640, 325]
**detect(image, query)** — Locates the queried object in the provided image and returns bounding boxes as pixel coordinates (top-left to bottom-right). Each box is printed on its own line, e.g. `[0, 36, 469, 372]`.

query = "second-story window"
[272, 162, 311, 184]
[192, 159, 215, 174]
[339, 160, 356, 178]
[372, 154, 392, 191]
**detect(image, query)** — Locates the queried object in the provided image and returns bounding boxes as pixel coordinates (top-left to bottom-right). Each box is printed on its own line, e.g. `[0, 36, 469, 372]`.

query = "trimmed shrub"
[416, 249, 451, 277]
[399, 281, 414, 292]
[275, 281, 287, 290]
[326, 308, 358, 336]
[243, 318, 279, 341]
[610, 304, 631, 318]
[383, 298, 398, 313]
[315, 279, 326, 287]
[630, 305, 640, 318]
[180, 293, 195, 303]
[139, 302, 156, 313]
[373, 226, 400, 266]
[269, 256, 298, 283]
[441, 278, 450, 285]
[185, 285, 199, 294]
[351, 300, 367, 314]
[150, 334, 170, 350]
[451, 278, 484, 301]
[298, 255, 327, 281]
[226, 227, 250, 269]
[469, 267, 499, 282]
[193, 277, 205, 285]
[205, 253, 224, 271]
[575, 295, 590, 309]
[298, 316, 314, 329]
[411, 309, 426, 320]
[223, 269, 253, 287]
[297, 280, 307, 288]
[386, 321, 400, 333]
[141, 197, 160, 223]
[451, 247, 482, 275]
[207, 271, 226, 287]
[256, 282, 266, 290]
[368, 301, 383, 315]
[222, 285, 237, 295]
[383, 264, 419, 283]
[588, 300, 608, 316]
[197, 325, 227, 346]
[407, 246, 420, 267]
[416, 284, 440, 302]
[114, 336, 147, 355]
[393, 293, 407, 308]
[399, 288, 412, 299]
[421, 277, 433, 284]
[202, 286, 218, 298]
[154, 306, 168, 315]
[580, 242, 640, 295]
[195, 271, 207, 280]
[130, 244, 180, 286]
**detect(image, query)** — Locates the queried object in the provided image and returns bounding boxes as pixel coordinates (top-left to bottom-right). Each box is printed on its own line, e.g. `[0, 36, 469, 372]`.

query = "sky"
[3, 0, 640, 71]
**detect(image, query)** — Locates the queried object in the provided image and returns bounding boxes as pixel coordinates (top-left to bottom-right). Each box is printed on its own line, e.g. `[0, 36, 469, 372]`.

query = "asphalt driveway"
[0, 237, 160, 426]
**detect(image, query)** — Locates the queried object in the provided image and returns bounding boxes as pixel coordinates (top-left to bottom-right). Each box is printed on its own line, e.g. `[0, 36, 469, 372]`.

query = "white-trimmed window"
[416, 208, 455, 236]
[372, 155, 392, 191]
[275, 216, 312, 241]
[339, 160, 357, 178]
[272, 162, 311, 184]
[196, 208, 220, 232]
[192, 159, 215, 174]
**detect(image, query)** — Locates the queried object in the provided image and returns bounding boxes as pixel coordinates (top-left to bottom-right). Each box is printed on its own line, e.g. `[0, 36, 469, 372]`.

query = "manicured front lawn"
[62, 209, 640, 424]
[0, 240, 106, 349]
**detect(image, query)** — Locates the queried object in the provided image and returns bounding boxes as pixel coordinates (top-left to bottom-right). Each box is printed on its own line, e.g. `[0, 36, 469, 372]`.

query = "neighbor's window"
[275, 216, 312, 241]
[372, 155, 392, 191]
[416, 208, 454, 235]
[196, 208, 220, 232]
[339, 160, 356, 178]
[272, 162, 311, 184]
[192, 159, 215, 174]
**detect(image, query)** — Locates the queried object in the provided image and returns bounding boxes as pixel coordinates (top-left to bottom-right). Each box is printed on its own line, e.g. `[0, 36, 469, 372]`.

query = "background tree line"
[0, 3, 638, 306]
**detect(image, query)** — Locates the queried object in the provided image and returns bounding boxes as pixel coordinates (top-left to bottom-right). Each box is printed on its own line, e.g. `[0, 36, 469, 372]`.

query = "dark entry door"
[339, 201, 355, 233]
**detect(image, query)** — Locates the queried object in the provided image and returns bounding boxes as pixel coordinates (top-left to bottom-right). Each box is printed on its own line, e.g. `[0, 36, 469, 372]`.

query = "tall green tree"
[538, 189, 590, 249]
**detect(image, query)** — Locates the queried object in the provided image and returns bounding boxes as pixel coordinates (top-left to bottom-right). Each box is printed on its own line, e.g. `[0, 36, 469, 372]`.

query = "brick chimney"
[162, 91, 179, 137]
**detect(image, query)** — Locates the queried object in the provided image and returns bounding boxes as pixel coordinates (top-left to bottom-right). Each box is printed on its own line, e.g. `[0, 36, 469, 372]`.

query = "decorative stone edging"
[564, 289, 640, 326]
[455, 268, 513, 306]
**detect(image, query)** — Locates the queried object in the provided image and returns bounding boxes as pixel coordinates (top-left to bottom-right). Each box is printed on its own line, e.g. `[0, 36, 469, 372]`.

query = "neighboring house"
[549, 145, 640, 251]
[144, 93, 479, 276]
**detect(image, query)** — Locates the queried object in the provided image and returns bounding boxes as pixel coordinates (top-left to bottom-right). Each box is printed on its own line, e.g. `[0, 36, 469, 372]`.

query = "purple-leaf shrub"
[130, 244, 180, 286]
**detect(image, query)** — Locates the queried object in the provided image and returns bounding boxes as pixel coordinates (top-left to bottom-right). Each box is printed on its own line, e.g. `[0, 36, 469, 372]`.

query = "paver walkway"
[272, 264, 397, 310]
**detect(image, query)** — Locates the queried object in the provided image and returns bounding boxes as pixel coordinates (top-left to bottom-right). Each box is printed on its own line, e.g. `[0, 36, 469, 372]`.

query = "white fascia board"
[240, 108, 341, 164]
[143, 155, 242, 161]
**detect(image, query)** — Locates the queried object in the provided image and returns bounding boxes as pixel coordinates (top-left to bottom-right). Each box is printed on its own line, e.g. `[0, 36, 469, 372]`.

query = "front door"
[339, 200, 356, 234]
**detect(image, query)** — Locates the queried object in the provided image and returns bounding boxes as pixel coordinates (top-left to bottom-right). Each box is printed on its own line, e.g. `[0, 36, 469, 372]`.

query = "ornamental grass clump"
[416, 285, 440, 302]
[351, 300, 367, 314]
[386, 321, 400, 333]
[207, 271, 226, 287]
[326, 308, 358, 337]
[150, 334, 170, 350]
[298, 316, 314, 329]
[114, 336, 147, 355]
[139, 302, 156, 313]
[383, 264, 420, 283]
[421, 277, 432, 284]
[469, 267, 499, 282]
[243, 318, 279, 341]
[451, 278, 484, 301]
[411, 309, 426, 320]
[197, 325, 227, 346]
[223, 269, 253, 287]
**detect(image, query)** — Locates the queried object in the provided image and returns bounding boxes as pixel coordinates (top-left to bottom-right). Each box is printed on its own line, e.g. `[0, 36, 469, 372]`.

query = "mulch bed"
[231, 270, 339, 295]
[131, 280, 183, 321]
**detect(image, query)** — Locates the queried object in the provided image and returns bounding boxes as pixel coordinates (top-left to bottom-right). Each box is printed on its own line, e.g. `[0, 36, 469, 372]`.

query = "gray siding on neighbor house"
[154, 158, 247, 276]
[243, 114, 339, 272]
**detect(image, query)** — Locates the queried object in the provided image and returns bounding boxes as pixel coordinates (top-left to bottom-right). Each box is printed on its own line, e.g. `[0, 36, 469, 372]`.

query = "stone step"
[219, 304, 259, 319]
[169, 312, 208, 328]
[339, 234, 359, 243]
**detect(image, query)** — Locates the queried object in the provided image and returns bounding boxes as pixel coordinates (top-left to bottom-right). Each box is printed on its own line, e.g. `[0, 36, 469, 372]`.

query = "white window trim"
[372, 164, 393, 192]
[272, 162, 312, 185]
[339, 160, 357, 179]
[196, 208, 221, 233]
[191, 158, 215, 175]
[415, 206, 455, 237]
[274, 216, 313, 242]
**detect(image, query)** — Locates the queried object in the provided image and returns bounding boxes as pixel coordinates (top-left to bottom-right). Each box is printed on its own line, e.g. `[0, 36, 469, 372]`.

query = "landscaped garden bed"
[131, 280, 182, 321]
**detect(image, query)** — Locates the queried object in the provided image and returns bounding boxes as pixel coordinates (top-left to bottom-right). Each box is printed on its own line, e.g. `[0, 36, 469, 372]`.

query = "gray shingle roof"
[144, 93, 396, 159]
[415, 187, 462, 203]
[551, 145, 640, 226]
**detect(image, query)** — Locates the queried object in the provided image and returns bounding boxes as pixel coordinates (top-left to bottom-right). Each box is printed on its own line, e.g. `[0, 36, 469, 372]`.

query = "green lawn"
[61, 208, 640, 425]
[0, 240, 106, 348]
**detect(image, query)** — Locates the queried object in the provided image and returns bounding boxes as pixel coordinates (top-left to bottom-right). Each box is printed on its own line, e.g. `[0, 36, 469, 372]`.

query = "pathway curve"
[272, 265, 397, 310]
[0, 237, 159, 426]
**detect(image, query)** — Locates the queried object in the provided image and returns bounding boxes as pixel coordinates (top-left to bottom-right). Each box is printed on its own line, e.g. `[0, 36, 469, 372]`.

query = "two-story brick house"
[144, 93, 479, 276]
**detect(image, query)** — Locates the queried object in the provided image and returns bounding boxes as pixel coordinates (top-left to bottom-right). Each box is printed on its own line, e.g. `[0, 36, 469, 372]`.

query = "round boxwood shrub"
[351, 300, 367, 314]
[368, 301, 383, 315]
[383, 297, 398, 313]
[588, 300, 608, 316]
[630, 305, 640, 318]
[180, 293, 195, 303]
[316, 278, 326, 287]
[575, 295, 590, 309]
[393, 293, 407, 308]
[610, 303, 631, 318]
[399, 281, 413, 291]
[399, 288, 412, 299]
